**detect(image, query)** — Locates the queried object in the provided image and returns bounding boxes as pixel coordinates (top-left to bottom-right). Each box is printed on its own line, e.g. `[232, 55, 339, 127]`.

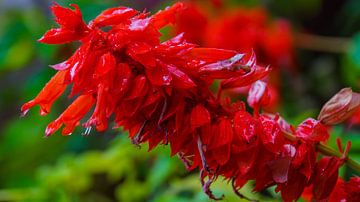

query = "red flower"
[46, 94, 95, 136]
[21, 3, 357, 201]
[312, 157, 342, 201]
[21, 70, 68, 116]
[345, 177, 360, 201]
[174, 2, 208, 44]
[38, 3, 89, 44]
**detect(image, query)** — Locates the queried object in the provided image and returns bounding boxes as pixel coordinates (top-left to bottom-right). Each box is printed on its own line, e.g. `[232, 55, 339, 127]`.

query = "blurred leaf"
[342, 33, 360, 90]
[2, 39, 34, 70]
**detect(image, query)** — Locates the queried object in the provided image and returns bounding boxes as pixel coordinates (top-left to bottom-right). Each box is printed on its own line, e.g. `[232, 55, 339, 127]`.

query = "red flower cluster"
[22, 3, 359, 201]
[173, 1, 295, 112]
[174, 1, 294, 70]
[302, 177, 360, 202]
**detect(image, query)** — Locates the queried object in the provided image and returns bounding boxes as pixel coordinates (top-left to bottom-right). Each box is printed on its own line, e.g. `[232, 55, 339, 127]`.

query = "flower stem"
[295, 33, 350, 54]
[282, 130, 360, 173]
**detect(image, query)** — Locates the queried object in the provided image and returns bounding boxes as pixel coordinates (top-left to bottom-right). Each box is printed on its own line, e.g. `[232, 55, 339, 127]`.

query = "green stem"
[282, 130, 360, 173]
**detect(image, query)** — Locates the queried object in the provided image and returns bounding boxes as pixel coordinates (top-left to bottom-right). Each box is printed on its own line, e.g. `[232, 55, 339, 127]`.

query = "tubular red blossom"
[39, 3, 89, 44]
[312, 157, 342, 201]
[22, 3, 359, 201]
[51, 3, 86, 29]
[21, 70, 68, 116]
[45, 94, 95, 136]
[151, 3, 185, 29]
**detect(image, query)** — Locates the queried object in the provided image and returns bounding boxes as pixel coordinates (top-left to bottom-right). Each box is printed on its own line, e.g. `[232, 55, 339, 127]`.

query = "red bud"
[318, 88, 360, 125]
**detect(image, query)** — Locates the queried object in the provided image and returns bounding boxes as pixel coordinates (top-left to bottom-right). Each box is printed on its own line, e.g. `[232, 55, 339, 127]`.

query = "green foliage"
[342, 33, 360, 90]
[0, 135, 274, 201]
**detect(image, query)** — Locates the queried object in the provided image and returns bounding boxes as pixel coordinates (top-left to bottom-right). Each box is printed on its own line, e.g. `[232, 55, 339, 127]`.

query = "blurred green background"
[0, 0, 360, 201]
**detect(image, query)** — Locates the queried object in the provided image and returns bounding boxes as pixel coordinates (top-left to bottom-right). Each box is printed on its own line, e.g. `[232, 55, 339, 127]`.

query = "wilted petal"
[199, 53, 246, 79]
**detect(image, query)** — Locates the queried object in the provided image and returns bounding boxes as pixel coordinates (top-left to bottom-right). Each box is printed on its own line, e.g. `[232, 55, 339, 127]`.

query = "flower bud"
[318, 88, 360, 125]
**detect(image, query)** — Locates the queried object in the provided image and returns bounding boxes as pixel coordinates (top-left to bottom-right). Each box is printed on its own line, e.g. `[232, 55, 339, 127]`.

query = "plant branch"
[295, 33, 351, 54]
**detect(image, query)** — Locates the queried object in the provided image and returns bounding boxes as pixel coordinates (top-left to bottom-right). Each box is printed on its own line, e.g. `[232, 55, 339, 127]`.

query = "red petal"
[296, 118, 329, 142]
[165, 62, 195, 89]
[268, 156, 291, 183]
[92, 7, 138, 27]
[21, 70, 68, 116]
[221, 65, 271, 89]
[38, 28, 84, 44]
[155, 33, 196, 56]
[247, 80, 270, 108]
[145, 64, 172, 86]
[259, 115, 283, 153]
[345, 177, 360, 201]
[84, 84, 110, 132]
[151, 2, 185, 29]
[190, 104, 210, 130]
[278, 170, 308, 202]
[125, 75, 149, 100]
[233, 110, 258, 144]
[313, 157, 341, 201]
[292, 143, 316, 181]
[212, 118, 233, 148]
[51, 3, 87, 30]
[94, 53, 116, 78]
[186, 48, 237, 63]
[213, 144, 231, 165]
[45, 94, 95, 136]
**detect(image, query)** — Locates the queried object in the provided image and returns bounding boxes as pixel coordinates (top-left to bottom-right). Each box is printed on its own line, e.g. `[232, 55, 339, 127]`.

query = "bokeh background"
[1, 0, 360, 201]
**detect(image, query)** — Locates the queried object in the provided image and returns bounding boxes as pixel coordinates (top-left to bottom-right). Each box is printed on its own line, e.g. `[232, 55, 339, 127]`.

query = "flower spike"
[22, 3, 360, 201]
